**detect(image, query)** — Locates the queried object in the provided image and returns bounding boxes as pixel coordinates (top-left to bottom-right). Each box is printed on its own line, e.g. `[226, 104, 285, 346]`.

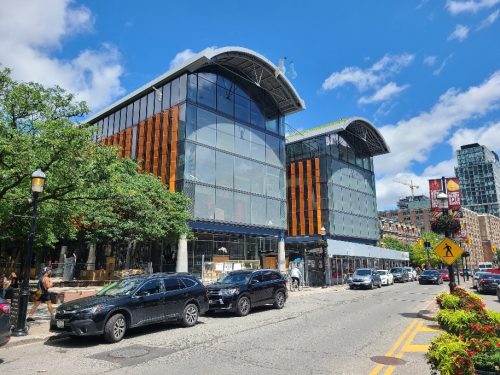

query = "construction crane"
[393, 179, 419, 199]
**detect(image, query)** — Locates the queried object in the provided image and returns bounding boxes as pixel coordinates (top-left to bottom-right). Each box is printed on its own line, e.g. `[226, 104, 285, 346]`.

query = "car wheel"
[236, 296, 251, 317]
[273, 290, 286, 309]
[369, 281, 374, 290]
[181, 303, 199, 327]
[378, 281, 382, 288]
[104, 313, 126, 343]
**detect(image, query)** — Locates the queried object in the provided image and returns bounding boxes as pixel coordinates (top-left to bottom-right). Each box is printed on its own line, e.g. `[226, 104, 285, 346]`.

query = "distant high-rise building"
[379, 195, 432, 233]
[397, 195, 431, 210]
[455, 143, 500, 217]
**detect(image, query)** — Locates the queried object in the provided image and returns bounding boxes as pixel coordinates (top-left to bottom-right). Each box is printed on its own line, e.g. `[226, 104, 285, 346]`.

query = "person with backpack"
[27, 267, 54, 321]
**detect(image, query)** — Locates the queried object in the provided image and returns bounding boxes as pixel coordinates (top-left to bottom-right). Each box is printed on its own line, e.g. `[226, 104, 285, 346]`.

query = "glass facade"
[180, 70, 287, 229]
[287, 132, 379, 243]
[455, 144, 500, 217]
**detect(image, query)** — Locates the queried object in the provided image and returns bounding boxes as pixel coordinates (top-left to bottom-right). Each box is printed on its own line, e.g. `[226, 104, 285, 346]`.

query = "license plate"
[56, 320, 65, 328]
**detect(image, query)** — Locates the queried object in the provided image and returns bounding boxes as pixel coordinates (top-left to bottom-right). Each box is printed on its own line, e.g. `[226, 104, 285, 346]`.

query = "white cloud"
[375, 70, 500, 176]
[422, 158, 457, 177]
[433, 54, 454, 75]
[448, 121, 500, 153]
[448, 24, 470, 41]
[446, 0, 500, 14]
[169, 49, 197, 70]
[358, 82, 410, 104]
[0, 0, 124, 112]
[478, 9, 500, 29]
[376, 173, 432, 210]
[424, 56, 437, 67]
[321, 53, 414, 91]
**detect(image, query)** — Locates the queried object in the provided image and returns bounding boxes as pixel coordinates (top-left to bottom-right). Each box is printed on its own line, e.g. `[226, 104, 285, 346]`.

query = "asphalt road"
[0, 282, 452, 375]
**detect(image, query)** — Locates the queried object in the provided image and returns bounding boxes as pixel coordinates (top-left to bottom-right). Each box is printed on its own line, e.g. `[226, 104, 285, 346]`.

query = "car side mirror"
[250, 279, 259, 285]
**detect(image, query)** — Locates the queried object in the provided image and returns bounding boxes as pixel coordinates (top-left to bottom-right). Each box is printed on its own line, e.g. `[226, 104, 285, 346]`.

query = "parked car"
[50, 273, 209, 343]
[0, 297, 10, 347]
[477, 273, 500, 294]
[207, 269, 287, 316]
[473, 271, 490, 289]
[404, 267, 417, 281]
[497, 284, 500, 302]
[349, 268, 382, 289]
[377, 270, 394, 286]
[418, 270, 443, 285]
[437, 269, 450, 282]
[390, 267, 409, 283]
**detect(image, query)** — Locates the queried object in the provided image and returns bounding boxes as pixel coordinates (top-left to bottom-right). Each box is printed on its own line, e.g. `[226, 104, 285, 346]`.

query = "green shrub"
[437, 309, 480, 335]
[439, 294, 460, 310]
[473, 351, 500, 372]
[427, 333, 474, 375]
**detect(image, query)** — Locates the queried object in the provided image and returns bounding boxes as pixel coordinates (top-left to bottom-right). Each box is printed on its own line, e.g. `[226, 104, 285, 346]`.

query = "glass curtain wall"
[181, 71, 287, 229]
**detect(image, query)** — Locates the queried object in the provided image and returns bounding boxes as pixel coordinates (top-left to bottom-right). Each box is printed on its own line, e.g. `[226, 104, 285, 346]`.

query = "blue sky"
[1, 0, 499, 209]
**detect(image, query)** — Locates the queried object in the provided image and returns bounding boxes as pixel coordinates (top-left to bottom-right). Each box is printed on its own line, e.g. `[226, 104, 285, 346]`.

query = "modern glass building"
[285, 118, 390, 244]
[86, 47, 305, 276]
[455, 143, 500, 217]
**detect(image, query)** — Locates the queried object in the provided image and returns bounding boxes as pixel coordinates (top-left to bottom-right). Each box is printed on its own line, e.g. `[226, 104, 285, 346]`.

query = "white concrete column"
[86, 243, 96, 271]
[278, 233, 286, 273]
[176, 234, 188, 273]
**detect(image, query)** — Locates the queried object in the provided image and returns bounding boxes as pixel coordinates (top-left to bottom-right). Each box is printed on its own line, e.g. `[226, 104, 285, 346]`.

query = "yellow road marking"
[382, 353, 403, 375]
[401, 344, 430, 352]
[369, 320, 419, 375]
[383, 321, 424, 374]
[417, 325, 441, 332]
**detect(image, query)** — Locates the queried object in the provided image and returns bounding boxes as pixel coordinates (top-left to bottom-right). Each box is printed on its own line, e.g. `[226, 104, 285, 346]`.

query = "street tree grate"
[91, 344, 176, 367]
[370, 356, 406, 366]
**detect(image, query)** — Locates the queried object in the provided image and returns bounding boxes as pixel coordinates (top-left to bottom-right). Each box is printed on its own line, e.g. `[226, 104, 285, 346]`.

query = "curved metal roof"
[286, 117, 390, 157]
[86, 46, 305, 124]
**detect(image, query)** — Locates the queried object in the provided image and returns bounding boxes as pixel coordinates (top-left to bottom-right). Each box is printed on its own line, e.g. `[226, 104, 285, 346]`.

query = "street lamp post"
[320, 226, 328, 288]
[12, 169, 46, 337]
[437, 191, 457, 293]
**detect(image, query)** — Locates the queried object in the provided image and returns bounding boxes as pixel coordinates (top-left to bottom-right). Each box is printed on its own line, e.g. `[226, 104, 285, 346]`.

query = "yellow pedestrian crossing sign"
[433, 238, 463, 265]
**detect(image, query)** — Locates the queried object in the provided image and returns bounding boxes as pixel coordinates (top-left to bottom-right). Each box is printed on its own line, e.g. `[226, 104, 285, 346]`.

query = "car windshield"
[354, 270, 371, 276]
[96, 278, 143, 296]
[422, 270, 438, 276]
[378, 271, 387, 275]
[438, 270, 447, 273]
[391, 268, 402, 273]
[218, 273, 252, 284]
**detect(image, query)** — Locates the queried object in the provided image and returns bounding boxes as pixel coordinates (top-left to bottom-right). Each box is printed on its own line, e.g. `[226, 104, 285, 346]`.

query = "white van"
[478, 262, 493, 270]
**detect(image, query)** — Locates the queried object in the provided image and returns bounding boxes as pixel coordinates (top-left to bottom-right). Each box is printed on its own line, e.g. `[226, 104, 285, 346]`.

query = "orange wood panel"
[145, 117, 153, 173]
[120, 130, 126, 159]
[125, 128, 132, 158]
[315, 158, 323, 234]
[152, 113, 161, 176]
[160, 109, 170, 184]
[298, 161, 305, 236]
[306, 159, 314, 235]
[109, 135, 114, 146]
[113, 132, 120, 146]
[169, 106, 179, 192]
[290, 163, 297, 237]
[137, 121, 145, 172]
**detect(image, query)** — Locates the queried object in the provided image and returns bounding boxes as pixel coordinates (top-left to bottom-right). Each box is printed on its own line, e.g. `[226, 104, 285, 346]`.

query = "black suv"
[50, 273, 208, 343]
[207, 269, 287, 316]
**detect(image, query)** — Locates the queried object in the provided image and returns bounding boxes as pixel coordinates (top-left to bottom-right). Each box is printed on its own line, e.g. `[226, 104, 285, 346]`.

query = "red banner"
[429, 179, 442, 212]
[445, 177, 461, 211]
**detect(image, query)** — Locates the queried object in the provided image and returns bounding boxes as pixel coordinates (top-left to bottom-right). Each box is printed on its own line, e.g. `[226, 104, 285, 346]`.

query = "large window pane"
[251, 161, 264, 195]
[234, 192, 250, 224]
[216, 116, 234, 152]
[266, 119, 278, 133]
[250, 128, 266, 162]
[195, 145, 215, 185]
[187, 74, 197, 102]
[179, 74, 187, 102]
[215, 189, 233, 222]
[139, 96, 147, 121]
[216, 152, 233, 188]
[197, 108, 216, 146]
[267, 198, 281, 227]
[147, 91, 155, 118]
[217, 84, 234, 117]
[266, 166, 280, 198]
[162, 83, 171, 110]
[234, 94, 250, 123]
[171, 78, 180, 105]
[266, 134, 280, 166]
[194, 185, 215, 220]
[250, 101, 265, 128]
[126, 104, 133, 128]
[103, 117, 108, 138]
[197, 77, 216, 109]
[234, 157, 252, 192]
[251, 195, 266, 226]
[235, 123, 251, 157]
[133, 99, 140, 124]
[186, 105, 197, 141]
[184, 142, 196, 180]
[119, 107, 126, 131]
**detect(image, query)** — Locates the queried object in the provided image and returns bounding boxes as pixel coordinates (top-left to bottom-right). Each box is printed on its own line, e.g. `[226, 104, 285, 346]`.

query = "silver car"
[404, 267, 417, 281]
[473, 271, 490, 289]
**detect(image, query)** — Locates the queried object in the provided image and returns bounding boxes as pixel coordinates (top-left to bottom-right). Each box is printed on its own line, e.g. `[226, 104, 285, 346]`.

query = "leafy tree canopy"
[0, 68, 191, 254]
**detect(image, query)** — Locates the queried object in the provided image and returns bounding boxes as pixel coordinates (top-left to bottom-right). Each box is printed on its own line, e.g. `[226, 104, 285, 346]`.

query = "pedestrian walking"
[3, 272, 18, 300]
[27, 267, 54, 321]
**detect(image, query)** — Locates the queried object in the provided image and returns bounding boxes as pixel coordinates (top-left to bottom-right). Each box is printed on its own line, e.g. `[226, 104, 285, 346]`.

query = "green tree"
[409, 232, 443, 268]
[0, 68, 191, 264]
[380, 237, 407, 251]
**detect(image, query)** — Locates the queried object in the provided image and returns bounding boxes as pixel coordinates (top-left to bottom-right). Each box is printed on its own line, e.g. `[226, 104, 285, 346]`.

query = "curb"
[417, 310, 437, 321]
[5, 335, 51, 348]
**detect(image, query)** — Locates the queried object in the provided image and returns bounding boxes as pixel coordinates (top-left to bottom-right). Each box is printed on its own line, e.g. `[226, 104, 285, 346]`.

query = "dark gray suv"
[349, 268, 382, 289]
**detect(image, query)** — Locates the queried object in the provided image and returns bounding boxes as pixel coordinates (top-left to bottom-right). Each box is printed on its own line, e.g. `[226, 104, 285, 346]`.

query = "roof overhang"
[286, 117, 390, 157]
[86, 46, 305, 124]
